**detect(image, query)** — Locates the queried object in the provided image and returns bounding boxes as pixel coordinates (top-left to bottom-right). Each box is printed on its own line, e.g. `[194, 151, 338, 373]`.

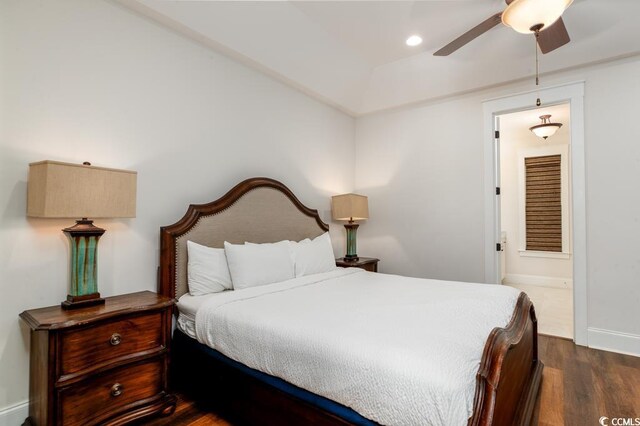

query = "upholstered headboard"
[159, 177, 329, 300]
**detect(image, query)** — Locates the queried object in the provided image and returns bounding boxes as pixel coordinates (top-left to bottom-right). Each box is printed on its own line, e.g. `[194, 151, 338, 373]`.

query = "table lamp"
[331, 193, 369, 261]
[27, 161, 137, 309]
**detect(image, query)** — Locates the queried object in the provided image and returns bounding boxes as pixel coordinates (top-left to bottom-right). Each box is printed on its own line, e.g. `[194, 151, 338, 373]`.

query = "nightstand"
[335, 257, 379, 272]
[20, 291, 176, 426]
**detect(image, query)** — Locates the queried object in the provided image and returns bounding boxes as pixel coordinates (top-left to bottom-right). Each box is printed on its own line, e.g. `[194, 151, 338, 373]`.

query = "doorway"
[482, 81, 587, 345]
[498, 104, 573, 339]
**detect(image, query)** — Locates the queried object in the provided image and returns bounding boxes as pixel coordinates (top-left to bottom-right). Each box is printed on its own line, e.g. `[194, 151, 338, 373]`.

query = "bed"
[159, 177, 542, 426]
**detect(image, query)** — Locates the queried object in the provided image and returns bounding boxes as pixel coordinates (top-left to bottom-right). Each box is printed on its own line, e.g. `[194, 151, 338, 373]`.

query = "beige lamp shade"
[27, 161, 137, 218]
[331, 193, 369, 221]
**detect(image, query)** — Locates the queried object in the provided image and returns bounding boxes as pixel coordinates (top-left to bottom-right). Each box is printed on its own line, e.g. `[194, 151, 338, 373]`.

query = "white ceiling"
[120, 0, 640, 115]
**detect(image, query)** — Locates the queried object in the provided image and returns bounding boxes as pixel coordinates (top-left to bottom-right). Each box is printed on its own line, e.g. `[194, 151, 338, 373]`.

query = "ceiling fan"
[434, 0, 573, 56]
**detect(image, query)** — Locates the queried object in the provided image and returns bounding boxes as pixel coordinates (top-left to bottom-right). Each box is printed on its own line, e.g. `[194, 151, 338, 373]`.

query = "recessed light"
[406, 35, 423, 47]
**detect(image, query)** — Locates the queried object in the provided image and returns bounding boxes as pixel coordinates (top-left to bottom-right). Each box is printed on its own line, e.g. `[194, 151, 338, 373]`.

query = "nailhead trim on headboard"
[159, 178, 329, 301]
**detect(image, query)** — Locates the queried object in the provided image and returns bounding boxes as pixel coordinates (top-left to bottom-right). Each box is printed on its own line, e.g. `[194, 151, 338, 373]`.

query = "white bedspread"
[195, 268, 521, 426]
[176, 292, 220, 338]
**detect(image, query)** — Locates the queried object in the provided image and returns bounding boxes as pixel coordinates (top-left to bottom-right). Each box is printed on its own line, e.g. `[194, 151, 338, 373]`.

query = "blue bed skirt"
[172, 329, 377, 425]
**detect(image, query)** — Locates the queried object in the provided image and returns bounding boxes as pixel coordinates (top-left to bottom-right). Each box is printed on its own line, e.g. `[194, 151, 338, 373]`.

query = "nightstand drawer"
[60, 312, 163, 376]
[58, 357, 163, 426]
[21, 291, 175, 425]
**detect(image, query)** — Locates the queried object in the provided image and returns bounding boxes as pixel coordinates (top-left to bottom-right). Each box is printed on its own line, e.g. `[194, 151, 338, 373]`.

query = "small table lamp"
[27, 161, 137, 309]
[331, 193, 369, 261]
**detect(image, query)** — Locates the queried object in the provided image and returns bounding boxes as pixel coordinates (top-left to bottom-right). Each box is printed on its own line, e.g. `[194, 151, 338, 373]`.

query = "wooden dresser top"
[20, 291, 174, 331]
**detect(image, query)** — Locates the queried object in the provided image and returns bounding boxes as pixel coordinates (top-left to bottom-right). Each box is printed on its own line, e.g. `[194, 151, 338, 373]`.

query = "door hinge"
[496, 187, 501, 195]
[494, 130, 500, 139]
[496, 243, 502, 252]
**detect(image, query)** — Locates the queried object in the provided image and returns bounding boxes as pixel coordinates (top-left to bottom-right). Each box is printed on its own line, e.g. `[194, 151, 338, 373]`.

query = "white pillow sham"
[224, 240, 295, 290]
[292, 232, 337, 277]
[187, 241, 233, 296]
[245, 238, 308, 264]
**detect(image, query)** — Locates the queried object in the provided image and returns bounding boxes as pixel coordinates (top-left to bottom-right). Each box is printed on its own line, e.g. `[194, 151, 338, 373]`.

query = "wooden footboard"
[468, 292, 543, 426]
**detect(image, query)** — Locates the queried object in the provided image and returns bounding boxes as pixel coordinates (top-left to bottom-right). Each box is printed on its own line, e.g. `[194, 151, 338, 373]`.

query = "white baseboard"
[588, 327, 640, 357]
[0, 401, 28, 426]
[503, 273, 573, 289]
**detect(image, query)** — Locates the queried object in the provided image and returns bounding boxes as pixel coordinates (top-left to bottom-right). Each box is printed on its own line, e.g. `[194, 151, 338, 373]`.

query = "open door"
[493, 115, 503, 284]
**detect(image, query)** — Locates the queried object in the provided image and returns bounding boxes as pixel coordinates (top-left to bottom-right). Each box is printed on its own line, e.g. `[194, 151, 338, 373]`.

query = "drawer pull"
[110, 383, 123, 397]
[109, 333, 122, 346]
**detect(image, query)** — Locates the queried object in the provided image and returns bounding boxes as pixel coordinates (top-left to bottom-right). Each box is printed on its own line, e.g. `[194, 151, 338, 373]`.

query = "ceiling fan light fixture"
[502, 0, 573, 34]
[530, 114, 562, 140]
[406, 35, 423, 47]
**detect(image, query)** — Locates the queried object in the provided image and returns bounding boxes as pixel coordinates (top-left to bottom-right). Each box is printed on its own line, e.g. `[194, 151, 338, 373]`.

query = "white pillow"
[224, 240, 295, 290]
[187, 241, 233, 296]
[245, 239, 307, 264]
[289, 238, 311, 245]
[293, 232, 337, 277]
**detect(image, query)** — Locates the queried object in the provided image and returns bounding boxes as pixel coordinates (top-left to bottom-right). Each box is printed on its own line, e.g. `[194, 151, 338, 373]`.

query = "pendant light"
[530, 114, 562, 140]
[502, 0, 573, 34]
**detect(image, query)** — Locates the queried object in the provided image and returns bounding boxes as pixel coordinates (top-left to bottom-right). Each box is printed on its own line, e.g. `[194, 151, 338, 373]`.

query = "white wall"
[499, 107, 572, 285]
[355, 98, 485, 282]
[0, 0, 354, 414]
[355, 56, 640, 354]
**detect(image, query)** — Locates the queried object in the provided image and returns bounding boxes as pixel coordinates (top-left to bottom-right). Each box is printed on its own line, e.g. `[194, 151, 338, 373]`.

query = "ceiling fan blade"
[537, 17, 571, 54]
[433, 12, 502, 56]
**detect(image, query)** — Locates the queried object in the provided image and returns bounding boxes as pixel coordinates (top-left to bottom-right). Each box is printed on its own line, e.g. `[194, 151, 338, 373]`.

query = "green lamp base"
[61, 219, 106, 310]
[343, 222, 359, 261]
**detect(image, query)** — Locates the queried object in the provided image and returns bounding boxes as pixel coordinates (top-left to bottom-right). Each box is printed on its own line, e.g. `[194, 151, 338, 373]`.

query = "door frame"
[482, 81, 587, 346]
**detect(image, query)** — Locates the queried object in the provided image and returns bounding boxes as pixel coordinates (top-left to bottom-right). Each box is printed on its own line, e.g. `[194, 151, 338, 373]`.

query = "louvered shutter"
[525, 154, 562, 252]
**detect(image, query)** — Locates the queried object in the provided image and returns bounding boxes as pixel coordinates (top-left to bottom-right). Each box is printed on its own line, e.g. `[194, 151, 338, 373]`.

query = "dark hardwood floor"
[533, 335, 640, 426]
[143, 335, 640, 426]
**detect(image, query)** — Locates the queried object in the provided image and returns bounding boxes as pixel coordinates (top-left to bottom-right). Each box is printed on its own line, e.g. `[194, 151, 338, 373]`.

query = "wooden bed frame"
[159, 177, 543, 426]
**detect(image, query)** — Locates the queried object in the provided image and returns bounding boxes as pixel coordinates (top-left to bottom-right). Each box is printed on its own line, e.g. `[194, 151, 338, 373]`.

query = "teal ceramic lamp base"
[343, 222, 359, 261]
[61, 219, 106, 310]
